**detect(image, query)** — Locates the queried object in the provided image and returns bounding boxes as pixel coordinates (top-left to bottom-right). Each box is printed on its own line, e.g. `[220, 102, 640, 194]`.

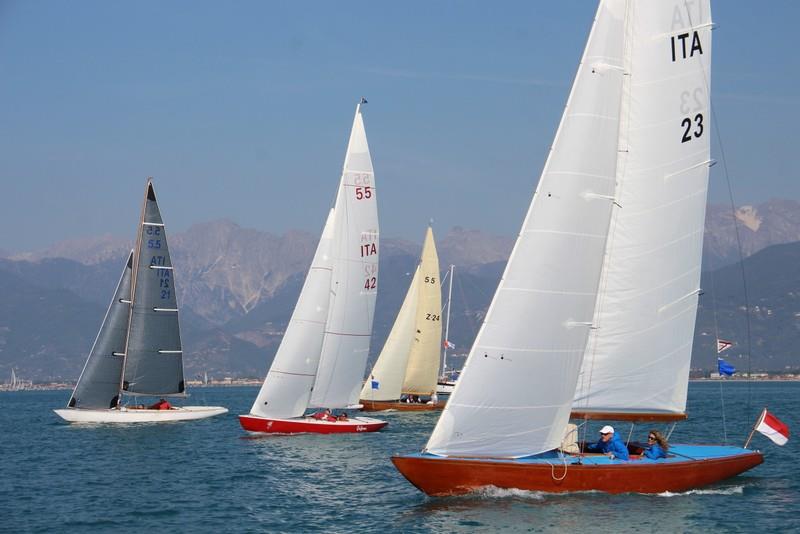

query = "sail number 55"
[681, 113, 703, 143]
[355, 186, 372, 200]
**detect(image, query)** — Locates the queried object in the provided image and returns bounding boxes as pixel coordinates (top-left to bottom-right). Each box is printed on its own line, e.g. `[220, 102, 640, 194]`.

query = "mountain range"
[1, 198, 798, 382]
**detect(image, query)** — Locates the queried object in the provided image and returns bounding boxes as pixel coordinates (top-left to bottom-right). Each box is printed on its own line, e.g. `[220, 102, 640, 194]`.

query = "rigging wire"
[709, 96, 755, 418]
[706, 220, 728, 443]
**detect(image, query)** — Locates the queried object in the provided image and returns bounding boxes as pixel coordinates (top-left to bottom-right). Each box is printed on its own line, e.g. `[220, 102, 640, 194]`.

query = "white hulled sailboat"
[55, 179, 228, 423]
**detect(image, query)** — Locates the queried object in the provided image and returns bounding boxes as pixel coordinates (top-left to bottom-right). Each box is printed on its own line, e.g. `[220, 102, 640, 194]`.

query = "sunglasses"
[648, 436, 656, 440]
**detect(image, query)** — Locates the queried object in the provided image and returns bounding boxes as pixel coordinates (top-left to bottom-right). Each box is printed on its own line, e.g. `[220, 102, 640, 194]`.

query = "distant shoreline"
[3, 376, 800, 393]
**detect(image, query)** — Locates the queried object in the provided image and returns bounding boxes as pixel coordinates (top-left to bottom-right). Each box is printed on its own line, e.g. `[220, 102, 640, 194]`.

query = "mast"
[441, 264, 454, 377]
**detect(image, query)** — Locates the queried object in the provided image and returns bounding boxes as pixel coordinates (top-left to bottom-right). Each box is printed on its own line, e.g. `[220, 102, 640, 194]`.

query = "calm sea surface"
[2, 382, 798, 533]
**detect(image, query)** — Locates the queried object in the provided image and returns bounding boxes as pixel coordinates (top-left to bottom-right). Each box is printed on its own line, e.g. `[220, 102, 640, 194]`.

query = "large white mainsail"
[307, 101, 379, 409]
[360, 226, 442, 401]
[425, 1, 627, 458]
[573, 0, 713, 417]
[249, 209, 336, 419]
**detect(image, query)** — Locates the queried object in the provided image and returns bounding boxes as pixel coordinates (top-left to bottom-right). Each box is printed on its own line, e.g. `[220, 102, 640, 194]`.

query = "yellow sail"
[401, 227, 442, 395]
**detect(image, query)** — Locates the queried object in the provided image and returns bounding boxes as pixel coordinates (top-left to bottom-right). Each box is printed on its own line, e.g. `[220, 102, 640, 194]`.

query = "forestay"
[574, 0, 713, 417]
[123, 181, 186, 396]
[425, 0, 627, 458]
[250, 209, 336, 418]
[310, 103, 379, 409]
[69, 252, 133, 409]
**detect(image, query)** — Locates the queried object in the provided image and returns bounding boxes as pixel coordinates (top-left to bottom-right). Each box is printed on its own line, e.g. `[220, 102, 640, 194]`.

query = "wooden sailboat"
[360, 226, 445, 411]
[54, 179, 228, 423]
[239, 99, 386, 434]
[393, 0, 762, 495]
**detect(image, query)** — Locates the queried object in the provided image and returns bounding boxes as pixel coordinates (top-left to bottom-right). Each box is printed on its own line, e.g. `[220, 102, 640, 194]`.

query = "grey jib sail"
[69, 252, 133, 409]
[123, 181, 185, 395]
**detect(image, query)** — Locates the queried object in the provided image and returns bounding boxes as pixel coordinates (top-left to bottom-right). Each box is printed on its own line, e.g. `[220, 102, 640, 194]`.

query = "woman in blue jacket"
[643, 430, 669, 459]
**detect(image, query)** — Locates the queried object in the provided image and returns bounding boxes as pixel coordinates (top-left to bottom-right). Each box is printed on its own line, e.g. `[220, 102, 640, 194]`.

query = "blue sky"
[1, 1, 798, 251]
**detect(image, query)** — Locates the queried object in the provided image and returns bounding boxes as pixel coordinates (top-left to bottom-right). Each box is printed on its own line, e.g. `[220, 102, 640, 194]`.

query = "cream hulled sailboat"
[239, 99, 387, 434]
[360, 226, 445, 411]
[55, 179, 228, 423]
[393, 0, 763, 495]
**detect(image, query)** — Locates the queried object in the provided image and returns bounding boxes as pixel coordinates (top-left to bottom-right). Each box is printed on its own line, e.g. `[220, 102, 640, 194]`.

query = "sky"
[1, 1, 798, 251]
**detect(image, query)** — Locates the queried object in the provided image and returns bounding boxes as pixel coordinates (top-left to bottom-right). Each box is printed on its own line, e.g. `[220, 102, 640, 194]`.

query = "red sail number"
[355, 186, 372, 200]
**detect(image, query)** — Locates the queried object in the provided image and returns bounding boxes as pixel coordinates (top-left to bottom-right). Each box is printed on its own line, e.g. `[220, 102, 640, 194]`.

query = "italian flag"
[756, 409, 790, 446]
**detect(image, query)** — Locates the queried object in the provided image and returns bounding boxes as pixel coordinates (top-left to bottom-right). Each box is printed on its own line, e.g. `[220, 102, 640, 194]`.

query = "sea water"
[1, 381, 797, 532]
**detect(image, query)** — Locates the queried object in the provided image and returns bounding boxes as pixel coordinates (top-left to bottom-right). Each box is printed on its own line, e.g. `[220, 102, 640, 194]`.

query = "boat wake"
[657, 486, 744, 497]
[471, 486, 546, 500]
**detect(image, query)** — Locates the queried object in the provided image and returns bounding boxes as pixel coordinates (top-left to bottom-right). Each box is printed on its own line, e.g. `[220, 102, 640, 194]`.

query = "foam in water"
[471, 486, 546, 500]
[657, 486, 744, 497]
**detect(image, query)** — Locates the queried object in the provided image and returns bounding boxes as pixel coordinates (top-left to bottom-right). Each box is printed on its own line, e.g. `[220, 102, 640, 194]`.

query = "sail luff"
[574, 0, 713, 416]
[425, 0, 627, 458]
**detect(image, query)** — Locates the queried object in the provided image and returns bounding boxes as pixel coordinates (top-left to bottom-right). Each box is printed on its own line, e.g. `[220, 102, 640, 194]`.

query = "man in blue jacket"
[586, 425, 629, 460]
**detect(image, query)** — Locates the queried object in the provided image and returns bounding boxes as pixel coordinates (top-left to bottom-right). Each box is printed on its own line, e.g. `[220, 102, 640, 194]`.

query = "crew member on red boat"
[643, 430, 669, 459]
[312, 408, 337, 422]
[586, 425, 629, 460]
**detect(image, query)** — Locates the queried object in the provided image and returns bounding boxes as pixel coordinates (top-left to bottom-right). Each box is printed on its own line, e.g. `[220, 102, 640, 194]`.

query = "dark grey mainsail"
[68, 252, 133, 409]
[123, 180, 185, 395]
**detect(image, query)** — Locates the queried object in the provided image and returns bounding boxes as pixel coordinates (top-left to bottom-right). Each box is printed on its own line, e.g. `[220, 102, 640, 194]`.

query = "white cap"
[599, 425, 615, 434]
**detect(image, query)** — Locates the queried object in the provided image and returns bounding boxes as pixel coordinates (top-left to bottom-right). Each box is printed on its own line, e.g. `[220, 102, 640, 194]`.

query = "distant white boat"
[436, 264, 458, 396]
[54, 179, 227, 424]
[9, 368, 24, 391]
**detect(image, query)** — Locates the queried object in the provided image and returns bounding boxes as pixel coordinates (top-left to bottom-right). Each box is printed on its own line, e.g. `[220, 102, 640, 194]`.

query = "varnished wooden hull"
[359, 399, 446, 412]
[392, 447, 763, 496]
